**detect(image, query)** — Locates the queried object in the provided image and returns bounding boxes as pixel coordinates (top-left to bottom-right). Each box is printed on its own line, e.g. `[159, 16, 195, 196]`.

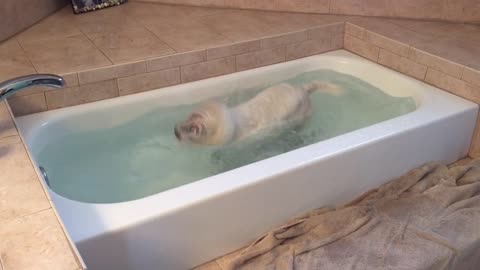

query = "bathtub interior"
[16, 50, 425, 204]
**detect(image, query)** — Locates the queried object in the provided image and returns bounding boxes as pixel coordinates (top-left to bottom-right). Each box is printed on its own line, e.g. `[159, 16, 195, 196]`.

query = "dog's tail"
[303, 80, 343, 96]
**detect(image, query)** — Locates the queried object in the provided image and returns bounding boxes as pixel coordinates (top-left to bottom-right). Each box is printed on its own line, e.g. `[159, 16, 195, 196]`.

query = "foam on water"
[37, 70, 416, 203]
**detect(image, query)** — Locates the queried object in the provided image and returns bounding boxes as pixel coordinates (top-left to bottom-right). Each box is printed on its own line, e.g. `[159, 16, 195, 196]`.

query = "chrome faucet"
[0, 74, 65, 101]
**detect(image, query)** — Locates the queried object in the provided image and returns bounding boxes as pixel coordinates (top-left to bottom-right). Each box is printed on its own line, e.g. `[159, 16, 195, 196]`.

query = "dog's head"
[174, 101, 233, 145]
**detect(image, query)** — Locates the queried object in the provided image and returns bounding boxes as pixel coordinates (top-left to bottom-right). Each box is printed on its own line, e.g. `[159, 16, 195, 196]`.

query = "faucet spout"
[0, 74, 65, 101]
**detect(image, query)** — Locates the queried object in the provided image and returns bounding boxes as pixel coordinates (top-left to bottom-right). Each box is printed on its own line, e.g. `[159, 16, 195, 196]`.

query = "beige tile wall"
[132, 0, 480, 23]
[0, 0, 67, 42]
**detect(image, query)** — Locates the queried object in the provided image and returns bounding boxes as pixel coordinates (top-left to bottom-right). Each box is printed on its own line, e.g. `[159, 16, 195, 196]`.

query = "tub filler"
[16, 50, 478, 270]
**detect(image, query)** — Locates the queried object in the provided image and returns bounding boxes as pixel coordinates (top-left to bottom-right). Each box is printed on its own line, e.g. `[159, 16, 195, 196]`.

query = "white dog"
[174, 81, 342, 145]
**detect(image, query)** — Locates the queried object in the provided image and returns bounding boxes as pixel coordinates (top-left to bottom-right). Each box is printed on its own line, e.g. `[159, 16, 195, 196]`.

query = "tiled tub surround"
[0, 102, 83, 270]
[343, 17, 480, 157]
[3, 2, 480, 156]
[4, 3, 349, 114]
[0, 3, 479, 270]
[133, 0, 480, 23]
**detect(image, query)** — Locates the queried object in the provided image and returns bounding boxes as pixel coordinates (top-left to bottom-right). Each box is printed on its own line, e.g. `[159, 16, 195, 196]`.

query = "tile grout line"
[42, 91, 48, 113]
[422, 56, 429, 81]
[345, 24, 473, 80]
[460, 66, 467, 81]
[0, 207, 52, 225]
[15, 38, 40, 74]
[0, 134, 21, 142]
[192, 16, 236, 44]
[133, 21, 180, 55]
[77, 28, 114, 66]
[119, 8, 235, 54]
[387, 19, 480, 47]
[344, 29, 480, 103]
[112, 78, 120, 97]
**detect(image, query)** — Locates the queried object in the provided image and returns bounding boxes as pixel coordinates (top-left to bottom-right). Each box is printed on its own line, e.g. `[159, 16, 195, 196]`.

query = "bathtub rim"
[14, 50, 479, 243]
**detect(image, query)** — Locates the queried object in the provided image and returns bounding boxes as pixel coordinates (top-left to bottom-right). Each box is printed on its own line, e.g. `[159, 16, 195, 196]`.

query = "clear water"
[37, 70, 416, 204]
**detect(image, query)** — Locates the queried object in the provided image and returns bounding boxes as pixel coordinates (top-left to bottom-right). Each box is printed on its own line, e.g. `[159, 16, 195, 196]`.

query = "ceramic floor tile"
[388, 19, 480, 39]
[86, 28, 175, 64]
[0, 102, 17, 139]
[449, 27, 480, 46]
[199, 11, 284, 42]
[0, 136, 50, 222]
[21, 34, 112, 74]
[0, 39, 26, 57]
[0, 209, 79, 270]
[349, 17, 435, 45]
[144, 18, 232, 52]
[0, 55, 37, 82]
[412, 37, 480, 70]
[240, 10, 350, 33]
[123, 2, 185, 21]
[0, 38, 37, 82]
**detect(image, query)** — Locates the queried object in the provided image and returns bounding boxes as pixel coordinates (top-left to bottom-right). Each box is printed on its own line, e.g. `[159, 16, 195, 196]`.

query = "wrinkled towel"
[225, 159, 480, 270]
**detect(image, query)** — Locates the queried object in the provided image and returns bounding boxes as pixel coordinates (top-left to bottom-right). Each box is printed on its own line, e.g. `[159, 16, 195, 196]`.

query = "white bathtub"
[16, 50, 478, 270]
